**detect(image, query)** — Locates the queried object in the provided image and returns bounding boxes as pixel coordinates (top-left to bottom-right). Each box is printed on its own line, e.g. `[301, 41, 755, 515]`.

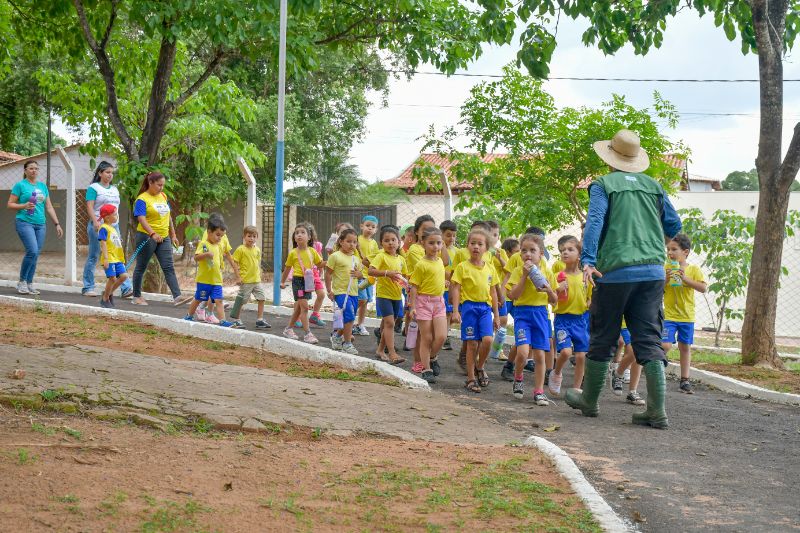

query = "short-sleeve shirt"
[203, 231, 231, 255]
[664, 263, 704, 322]
[550, 259, 566, 274]
[327, 251, 359, 296]
[358, 235, 379, 264]
[508, 264, 556, 307]
[196, 239, 223, 285]
[405, 243, 425, 274]
[86, 183, 121, 219]
[410, 257, 446, 297]
[11, 180, 48, 224]
[233, 245, 261, 284]
[285, 247, 323, 277]
[98, 223, 125, 264]
[451, 260, 498, 305]
[554, 271, 592, 315]
[504, 253, 548, 289]
[370, 251, 407, 300]
[444, 245, 459, 273]
[490, 248, 509, 277]
[134, 191, 171, 237]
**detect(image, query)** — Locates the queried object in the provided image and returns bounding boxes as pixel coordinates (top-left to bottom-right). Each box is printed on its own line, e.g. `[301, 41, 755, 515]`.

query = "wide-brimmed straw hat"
[592, 129, 650, 173]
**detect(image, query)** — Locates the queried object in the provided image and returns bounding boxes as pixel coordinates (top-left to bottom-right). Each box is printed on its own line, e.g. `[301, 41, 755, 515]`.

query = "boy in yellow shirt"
[439, 219, 459, 350]
[229, 226, 271, 330]
[97, 205, 127, 309]
[663, 233, 707, 394]
[184, 218, 235, 327]
[355, 215, 379, 336]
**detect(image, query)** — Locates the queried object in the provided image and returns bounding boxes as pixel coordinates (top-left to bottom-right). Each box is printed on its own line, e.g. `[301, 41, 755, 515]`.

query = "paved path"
[4, 287, 800, 532]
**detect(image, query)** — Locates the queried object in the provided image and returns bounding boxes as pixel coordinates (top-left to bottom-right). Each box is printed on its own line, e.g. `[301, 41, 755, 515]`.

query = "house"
[0, 150, 24, 165]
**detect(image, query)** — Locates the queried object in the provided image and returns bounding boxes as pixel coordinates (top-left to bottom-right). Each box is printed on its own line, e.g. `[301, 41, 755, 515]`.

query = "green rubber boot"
[564, 358, 609, 417]
[229, 294, 245, 320]
[632, 360, 669, 429]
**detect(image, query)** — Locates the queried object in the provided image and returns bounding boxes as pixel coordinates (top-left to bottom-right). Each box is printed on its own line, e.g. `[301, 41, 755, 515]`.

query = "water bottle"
[528, 265, 550, 290]
[303, 268, 315, 292]
[406, 321, 419, 349]
[668, 260, 682, 287]
[27, 189, 37, 215]
[325, 233, 338, 253]
[332, 305, 344, 330]
[202, 244, 213, 269]
[557, 271, 569, 302]
[489, 328, 506, 359]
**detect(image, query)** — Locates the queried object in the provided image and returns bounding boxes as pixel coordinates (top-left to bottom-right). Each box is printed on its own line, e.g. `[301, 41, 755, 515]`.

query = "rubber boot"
[229, 294, 245, 321]
[632, 360, 669, 429]
[565, 359, 609, 417]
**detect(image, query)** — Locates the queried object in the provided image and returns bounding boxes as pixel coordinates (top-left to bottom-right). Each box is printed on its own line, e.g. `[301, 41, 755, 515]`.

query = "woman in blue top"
[81, 161, 132, 298]
[6, 160, 63, 294]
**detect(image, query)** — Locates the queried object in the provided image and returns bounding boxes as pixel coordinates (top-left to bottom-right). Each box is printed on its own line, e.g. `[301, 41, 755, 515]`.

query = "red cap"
[98, 204, 117, 222]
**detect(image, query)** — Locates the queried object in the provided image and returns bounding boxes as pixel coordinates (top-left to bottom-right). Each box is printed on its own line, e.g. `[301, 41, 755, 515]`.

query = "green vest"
[594, 171, 666, 274]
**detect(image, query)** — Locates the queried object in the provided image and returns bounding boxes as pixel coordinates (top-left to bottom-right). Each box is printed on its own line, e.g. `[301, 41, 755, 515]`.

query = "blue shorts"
[334, 294, 358, 325]
[554, 313, 590, 353]
[620, 327, 631, 346]
[443, 290, 453, 314]
[358, 284, 374, 302]
[498, 300, 508, 317]
[376, 297, 402, 319]
[105, 262, 126, 278]
[195, 283, 223, 302]
[513, 305, 551, 350]
[506, 301, 514, 318]
[662, 321, 694, 345]
[460, 301, 494, 341]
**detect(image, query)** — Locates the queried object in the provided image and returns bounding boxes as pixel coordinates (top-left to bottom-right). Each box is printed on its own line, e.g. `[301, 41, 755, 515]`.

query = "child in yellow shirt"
[97, 205, 127, 309]
[280, 223, 325, 344]
[185, 218, 235, 327]
[229, 226, 271, 329]
[368, 225, 408, 364]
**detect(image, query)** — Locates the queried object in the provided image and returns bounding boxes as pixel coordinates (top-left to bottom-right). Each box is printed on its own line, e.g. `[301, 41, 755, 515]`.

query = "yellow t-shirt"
[551, 259, 566, 274]
[405, 243, 425, 275]
[358, 235, 379, 264]
[504, 254, 548, 290]
[508, 264, 556, 307]
[444, 244, 459, 273]
[664, 263, 704, 322]
[135, 191, 171, 237]
[451, 260, 498, 305]
[490, 248, 509, 278]
[326, 251, 360, 296]
[98, 223, 125, 264]
[410, 256, 446, 297]
[554, 271, 591, 315]
[203, 231, 231, 255]
[196, 239, 223, 285]
[370, 251, 407, 300]
[233, 245, 261, 284]
[285, 247, 322, 277]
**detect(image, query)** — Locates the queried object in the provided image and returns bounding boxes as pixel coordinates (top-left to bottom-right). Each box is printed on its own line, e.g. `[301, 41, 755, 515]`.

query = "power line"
[387, 70, 800, 83]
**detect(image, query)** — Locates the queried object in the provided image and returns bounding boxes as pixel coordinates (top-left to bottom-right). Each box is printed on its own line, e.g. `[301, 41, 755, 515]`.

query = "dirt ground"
[0, 304, 395, 386]
[0, 407, 599, 533]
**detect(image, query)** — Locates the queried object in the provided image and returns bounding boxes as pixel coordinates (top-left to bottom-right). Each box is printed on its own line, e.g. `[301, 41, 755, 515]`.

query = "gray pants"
[131, 232, 181, 298]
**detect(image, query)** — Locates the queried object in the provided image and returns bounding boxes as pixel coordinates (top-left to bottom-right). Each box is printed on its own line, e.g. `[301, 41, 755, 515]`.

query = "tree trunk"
[139, 36, 178, 165]
[740, 0, 789, 368]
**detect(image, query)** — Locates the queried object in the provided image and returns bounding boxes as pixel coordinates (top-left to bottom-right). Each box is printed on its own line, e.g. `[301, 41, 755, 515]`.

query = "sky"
[349, 10, 800, 183]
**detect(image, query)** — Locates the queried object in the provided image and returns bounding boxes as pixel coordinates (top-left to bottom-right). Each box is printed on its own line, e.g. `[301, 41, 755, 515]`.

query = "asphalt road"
[7, 287, 800, 532]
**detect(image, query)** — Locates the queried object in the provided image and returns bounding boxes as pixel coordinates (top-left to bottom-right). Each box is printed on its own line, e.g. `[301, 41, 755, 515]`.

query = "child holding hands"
[368, 225, 407, 364]
[326, 228, 363, 355]
[97, 205, 128, 309]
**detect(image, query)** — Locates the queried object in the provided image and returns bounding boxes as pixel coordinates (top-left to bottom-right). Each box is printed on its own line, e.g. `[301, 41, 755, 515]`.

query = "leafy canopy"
[723, 168, 800, 191]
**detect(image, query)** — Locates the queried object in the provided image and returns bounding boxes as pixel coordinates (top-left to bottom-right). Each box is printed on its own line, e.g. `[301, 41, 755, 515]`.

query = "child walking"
[306, 223, 327, 327]
[280, 223, 324, 344]
[408, 227, 448, 384]
[354, 215, 380, 336]
[610, 323, 646, 405]
[507, 233, 557, 405]
[97, 205, 127, 308]
[229, 226, 271, 329]
[439, 220, 459, 351]
[450, 227, 500, 393]
[663, 233, 707, 393]
[549, 235, 591, 396]
[405, 215, 437, 369]
[326, 228, 362, 355]
[184, 218, 235, 327]
[368, 225, 407, 365]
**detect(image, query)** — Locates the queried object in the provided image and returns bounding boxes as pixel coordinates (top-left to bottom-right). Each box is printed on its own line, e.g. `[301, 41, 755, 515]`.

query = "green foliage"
[723, 168, 800, 191]
[416, 66, 685, 235]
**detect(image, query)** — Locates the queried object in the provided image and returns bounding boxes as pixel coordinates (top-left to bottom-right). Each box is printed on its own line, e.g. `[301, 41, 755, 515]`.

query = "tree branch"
[314, 16, 370, 45]
[100, 0, 119, 50]
[171, 49, 226, 110]
[780, 122, 800, 187]
[72, 0, 137, 159]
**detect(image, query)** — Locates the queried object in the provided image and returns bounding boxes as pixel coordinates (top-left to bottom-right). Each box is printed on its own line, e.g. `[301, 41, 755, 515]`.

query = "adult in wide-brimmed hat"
[564, 129, 681, 429]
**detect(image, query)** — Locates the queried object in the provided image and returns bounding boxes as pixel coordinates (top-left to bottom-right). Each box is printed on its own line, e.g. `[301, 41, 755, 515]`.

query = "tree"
[723, 168, 800, 191]
[415, 66, 684, 236]
[472, 0, 800, 367]
[286, 152, 367, 206]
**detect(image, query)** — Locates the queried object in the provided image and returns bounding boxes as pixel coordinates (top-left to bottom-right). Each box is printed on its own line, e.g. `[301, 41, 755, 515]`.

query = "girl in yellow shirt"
[280, 223, 324, 344]
[368, 226, 407, 365]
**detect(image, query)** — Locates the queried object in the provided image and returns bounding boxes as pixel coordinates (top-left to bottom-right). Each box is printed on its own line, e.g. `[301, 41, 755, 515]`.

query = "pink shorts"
[415, 294, 447, 321]
[312, 268, 324, 291]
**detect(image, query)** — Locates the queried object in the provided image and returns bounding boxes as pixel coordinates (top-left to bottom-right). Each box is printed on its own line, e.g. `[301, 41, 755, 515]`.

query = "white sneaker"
[16, 281, 30, 295]
[355, 324, 370, 336]
[330, 333, 343, 351]
[623, 368, 631, 384]
[341, 342, 358, 355]
[27, 283, 40, 295]
[205, 313, 220, 325]
[196, 308, 206, 322]
[548, 371, 563, 396]
[83, 289, 98, 297]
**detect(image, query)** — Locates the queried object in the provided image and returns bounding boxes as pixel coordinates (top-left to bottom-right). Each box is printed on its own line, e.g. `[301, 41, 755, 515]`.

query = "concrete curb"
[524, 436, 630, 532]
[666, 362, 800, 406]
[0, 295, 430, 391]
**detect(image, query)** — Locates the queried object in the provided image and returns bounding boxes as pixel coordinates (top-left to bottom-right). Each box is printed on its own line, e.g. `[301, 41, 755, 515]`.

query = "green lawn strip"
[667, 350, 800, 394]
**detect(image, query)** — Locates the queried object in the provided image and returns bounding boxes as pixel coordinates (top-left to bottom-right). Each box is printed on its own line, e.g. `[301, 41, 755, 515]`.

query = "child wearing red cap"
[97, 204, 127, 308]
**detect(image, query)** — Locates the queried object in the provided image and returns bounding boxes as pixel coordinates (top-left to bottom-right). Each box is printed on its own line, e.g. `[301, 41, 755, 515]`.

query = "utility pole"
[272, 0, 288, 306]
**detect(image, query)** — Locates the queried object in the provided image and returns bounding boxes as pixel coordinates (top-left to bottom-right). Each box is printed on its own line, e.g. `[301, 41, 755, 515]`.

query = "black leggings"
[131, 232, 182, 298]
[587, 280, 665, 364]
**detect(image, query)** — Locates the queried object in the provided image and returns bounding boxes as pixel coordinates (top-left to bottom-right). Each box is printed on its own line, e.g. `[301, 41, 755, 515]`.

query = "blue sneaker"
[524, 360, 535, 372]
[309, 314, 326, 327]
[183, 315, 194, 321]
[218, 320, 234, 328]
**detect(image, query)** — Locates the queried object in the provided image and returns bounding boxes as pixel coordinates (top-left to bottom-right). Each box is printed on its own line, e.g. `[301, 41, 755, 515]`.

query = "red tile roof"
[0, 150, 24, 164]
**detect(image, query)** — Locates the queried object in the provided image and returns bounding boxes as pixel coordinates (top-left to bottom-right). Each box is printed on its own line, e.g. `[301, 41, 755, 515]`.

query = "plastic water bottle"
[668, 260, 682, 287]
[332, 306, 344, 330]
[557, 271, 568, 302]
[528, 265, 550, 290]
[303, 268, 315, 292]
[325, 233, 338, 253]
[489, 328, 506, 359]
[27, 189, 37, 215]
[406, 321, 419, 349]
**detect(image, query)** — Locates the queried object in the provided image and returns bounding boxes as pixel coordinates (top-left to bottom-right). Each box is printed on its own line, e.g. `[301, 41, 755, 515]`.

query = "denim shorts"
[358, 284, 374, 302]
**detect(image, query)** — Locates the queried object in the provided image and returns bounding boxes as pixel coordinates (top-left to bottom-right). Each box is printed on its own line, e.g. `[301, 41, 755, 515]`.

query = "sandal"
[477, 368, 490, 388]
[389, 356, 406, 365]
[464, 380, 481, 393]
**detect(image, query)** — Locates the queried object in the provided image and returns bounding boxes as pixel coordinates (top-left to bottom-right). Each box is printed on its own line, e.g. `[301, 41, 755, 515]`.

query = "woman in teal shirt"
[6, 161, 63, 294]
